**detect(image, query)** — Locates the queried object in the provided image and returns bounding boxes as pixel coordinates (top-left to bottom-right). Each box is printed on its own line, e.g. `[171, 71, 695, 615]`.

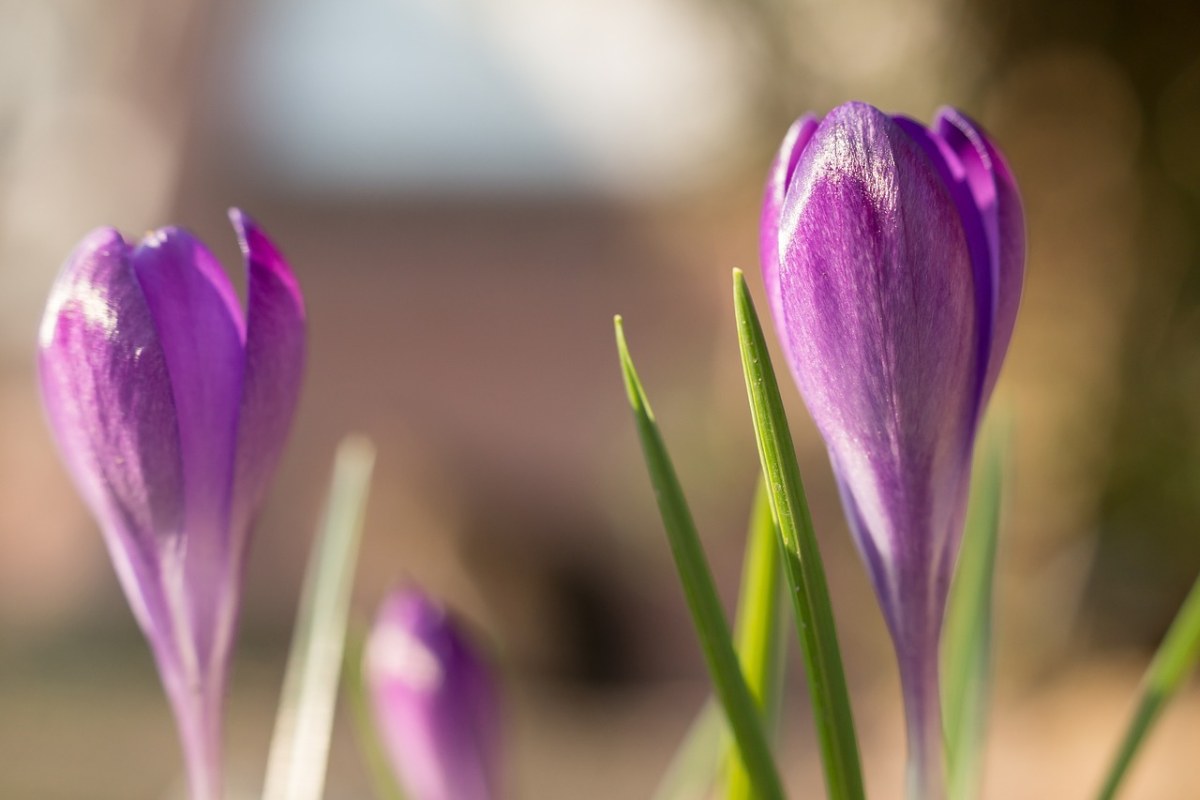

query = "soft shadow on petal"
[130, 229, 247, 658]
[935, 108, 1026, 398]
[831, 462, 900, 630]
[228, 208, 307, 537]
[893, 115, 995, 427]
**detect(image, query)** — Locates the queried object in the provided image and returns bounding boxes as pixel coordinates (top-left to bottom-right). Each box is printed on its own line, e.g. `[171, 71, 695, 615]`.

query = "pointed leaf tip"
[614, 315, 627, 351]
[614, 320, 785, 800]
[732, 276, 866, 800]
[614, 317, 649, 415]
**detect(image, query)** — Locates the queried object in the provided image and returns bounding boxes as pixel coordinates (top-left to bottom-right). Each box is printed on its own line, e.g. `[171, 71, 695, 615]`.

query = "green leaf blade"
[615, 316, 786, 800]
[726, 479, 786, 800]
[942, 423, 1006, 800]
[653, 481, 787, 800]
[261, 436, 377, 800]
[731, 271, 866, 800]
[1096, 573, 1200, 800]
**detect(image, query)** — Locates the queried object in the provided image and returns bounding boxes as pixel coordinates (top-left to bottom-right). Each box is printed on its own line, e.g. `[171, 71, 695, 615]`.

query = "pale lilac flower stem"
[164, 675, 224, 800]
[899, 630, 945, 800]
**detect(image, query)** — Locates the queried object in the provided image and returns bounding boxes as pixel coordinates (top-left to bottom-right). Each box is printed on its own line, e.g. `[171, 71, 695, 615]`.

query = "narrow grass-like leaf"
[262, 436, 376, 800]
[726, 478, 786, 800]
[652, 699, 726, 800]
[942, 423, 1006, 800]
[344, 628, 408, 800]
[732, 270, 865, 800]
[653, 482, 786, 800]
[1096, 573, 1200, 800]
[615, 316, 786, 800]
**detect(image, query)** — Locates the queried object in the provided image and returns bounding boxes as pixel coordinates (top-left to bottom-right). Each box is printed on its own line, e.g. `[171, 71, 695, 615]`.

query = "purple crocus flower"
[760, 102, 1024, 797]
[364, 588, 500, 800]
[38, 210, 305, 800]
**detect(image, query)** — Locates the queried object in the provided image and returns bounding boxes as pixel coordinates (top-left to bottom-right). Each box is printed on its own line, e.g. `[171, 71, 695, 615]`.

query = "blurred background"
[1, 0, 1198, 797]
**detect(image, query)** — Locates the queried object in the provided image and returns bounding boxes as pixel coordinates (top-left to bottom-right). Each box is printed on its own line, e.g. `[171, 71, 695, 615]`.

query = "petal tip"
[933, 105, 967, 125]
[826, 100, 889, 128]
[64, 227, 129, 272]
[775, 113, 820, 195]
[40, 227, 131, 351]
[228, 209, 306, 318]
[81, 225, 128, 251]
[136, 225, 191, 253]
[226, 207, 254, 249]
[813, 101, 907, 163]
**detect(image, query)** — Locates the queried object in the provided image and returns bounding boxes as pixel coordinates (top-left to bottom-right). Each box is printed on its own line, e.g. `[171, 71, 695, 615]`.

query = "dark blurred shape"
[983, 0, 1200, 649]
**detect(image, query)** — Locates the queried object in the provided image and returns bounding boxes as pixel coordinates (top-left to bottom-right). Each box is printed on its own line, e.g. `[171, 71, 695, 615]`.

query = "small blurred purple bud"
[37, 210, 306, 800]
[760, 102, 1024, 797]
[365, 588, 500, 800]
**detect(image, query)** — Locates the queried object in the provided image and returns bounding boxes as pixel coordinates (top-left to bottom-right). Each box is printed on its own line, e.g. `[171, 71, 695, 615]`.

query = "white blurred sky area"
[220, 0, 752, 195]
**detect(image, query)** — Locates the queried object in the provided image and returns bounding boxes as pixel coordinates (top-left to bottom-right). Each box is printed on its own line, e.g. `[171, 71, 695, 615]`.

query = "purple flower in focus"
[760, 102, 1024, 797]
[38, 210, 305, 800]
[365, 588, 500, 800]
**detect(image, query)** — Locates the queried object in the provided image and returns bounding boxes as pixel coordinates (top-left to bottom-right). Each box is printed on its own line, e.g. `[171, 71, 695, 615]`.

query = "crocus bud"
[364, 588, 500, 800]
[38, 210, 306, 800]
[760, 102, 1024, 798]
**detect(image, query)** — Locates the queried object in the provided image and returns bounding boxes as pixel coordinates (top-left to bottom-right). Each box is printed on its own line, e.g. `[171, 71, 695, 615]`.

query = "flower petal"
[228, 209, 306, 537]
[37, 228, 183, 630]
[777, 101, 978, 579]
[892, 115, 995, 429]
[934, 108, 1026, 399]
[761, 114, 819, 338]
[130, 226, 247, 663]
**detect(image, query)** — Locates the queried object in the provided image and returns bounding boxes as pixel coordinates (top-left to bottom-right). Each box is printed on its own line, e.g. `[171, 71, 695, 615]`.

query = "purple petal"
[228, 209, 306, 538]
[892, 114, 995, 428]
[366, 589, 499, 800]
[40, 227, 232, 799]
[831, 465, 898, 633]
[761, 114, 819, 337]
[777, 101, 979, 607]
[935, 108, 1026, 399]
[37, 228, 183, 631]
[766, 102, 1024, 798]
[39, 214, 307, 800]
[130, 227, 247, 668]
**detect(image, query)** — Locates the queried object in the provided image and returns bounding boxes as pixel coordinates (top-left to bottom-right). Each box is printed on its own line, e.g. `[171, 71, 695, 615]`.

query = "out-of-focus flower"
[364, 587, 500, 800]
[38, 210, 306, 800]
[760, 101, 1024, 797]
